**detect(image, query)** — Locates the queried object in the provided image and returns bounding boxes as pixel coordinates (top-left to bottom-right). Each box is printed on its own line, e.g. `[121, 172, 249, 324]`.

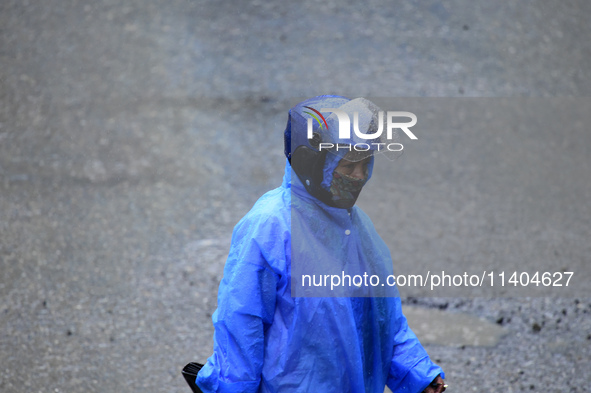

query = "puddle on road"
[402, 306, 505, 347]
[383, 307, 505, 393]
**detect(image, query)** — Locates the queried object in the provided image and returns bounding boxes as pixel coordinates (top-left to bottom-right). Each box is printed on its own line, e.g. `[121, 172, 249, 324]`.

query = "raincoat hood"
[286, 95, 384, 208]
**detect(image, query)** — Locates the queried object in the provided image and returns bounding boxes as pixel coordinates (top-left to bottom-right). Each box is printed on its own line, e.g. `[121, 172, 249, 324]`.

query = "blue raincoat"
[196, 160, 444, 393]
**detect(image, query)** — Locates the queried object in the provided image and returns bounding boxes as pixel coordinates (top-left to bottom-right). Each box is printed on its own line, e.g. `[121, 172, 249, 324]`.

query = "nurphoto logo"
[304, 106, 418, 152]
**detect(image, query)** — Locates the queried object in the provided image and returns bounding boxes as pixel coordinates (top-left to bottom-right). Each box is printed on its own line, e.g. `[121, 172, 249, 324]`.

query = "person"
[195, 96, 446, 393]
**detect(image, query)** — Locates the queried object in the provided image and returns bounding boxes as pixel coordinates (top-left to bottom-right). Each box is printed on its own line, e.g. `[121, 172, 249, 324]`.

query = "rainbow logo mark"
[303, 106, 329, 131]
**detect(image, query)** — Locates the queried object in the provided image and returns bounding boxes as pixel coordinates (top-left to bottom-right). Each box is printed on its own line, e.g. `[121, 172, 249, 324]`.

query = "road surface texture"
[1, 1, 590, 392]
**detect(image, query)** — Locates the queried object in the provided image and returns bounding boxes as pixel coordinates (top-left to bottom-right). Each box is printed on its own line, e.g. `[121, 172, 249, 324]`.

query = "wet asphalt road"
[1, 1, 591, 392]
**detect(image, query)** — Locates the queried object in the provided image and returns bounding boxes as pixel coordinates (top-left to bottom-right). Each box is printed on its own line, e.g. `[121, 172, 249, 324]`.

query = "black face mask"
[329, 170, 368, 209]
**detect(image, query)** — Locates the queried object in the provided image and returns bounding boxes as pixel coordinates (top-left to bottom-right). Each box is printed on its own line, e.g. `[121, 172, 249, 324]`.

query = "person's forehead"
[339, 149, 374, 162]
[338, 156, 372, 165]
